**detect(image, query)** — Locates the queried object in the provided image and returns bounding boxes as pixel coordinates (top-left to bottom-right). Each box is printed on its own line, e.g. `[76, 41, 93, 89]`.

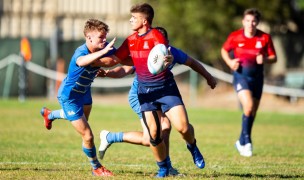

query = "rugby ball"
[147, 44, 168, 75]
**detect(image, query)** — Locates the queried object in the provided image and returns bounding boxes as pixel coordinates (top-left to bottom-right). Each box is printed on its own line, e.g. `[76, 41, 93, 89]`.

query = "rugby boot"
[40, 107, 52, 130]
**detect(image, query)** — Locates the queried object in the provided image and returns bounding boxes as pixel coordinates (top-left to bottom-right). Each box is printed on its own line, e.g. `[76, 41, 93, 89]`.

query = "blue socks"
[106, 132, 123, 143]
[82, 145, 101, 170]
[166, 156, 173, 169]
[48, 109, 66, 121]
[239, 114, 254, 145]
[157, 156, 170, 169]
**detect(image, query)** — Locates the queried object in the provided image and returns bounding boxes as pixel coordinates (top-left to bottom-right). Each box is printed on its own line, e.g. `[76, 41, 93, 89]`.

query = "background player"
[221, 8, 277, 157]
[39, 19, 116, 176]
[98, 3, 217, 177]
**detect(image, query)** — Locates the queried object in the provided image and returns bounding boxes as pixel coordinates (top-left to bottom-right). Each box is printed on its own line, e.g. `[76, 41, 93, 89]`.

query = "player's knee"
[243, 109, 253, 116]
[150, 137, 163, 146]
[82, 133, 94, 144]
[176, 125, 189, 134]
[161, 123, 171, 132]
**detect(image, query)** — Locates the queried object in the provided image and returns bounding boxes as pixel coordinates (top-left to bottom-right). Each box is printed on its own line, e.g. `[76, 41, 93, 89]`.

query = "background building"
[0, 0, 133, 97]
[0, 0, 132, 39]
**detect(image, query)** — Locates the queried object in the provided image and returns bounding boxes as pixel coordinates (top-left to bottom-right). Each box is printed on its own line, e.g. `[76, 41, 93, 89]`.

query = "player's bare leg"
[237, 90, 255, 157]
[143, 111, 169, 177]
[72, 115, 113, 176]
[166, 105, 205, 169]
[83, 104, 92, 121]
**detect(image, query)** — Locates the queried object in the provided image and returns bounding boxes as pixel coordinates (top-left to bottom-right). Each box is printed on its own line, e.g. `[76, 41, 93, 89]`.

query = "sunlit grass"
[0, 98, 303, 179]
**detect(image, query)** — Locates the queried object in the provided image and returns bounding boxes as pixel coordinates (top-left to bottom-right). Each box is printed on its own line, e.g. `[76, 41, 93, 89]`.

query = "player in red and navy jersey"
[221, 8, 277, 157]
[99, 3, 216, 177]
[115, 22, 172, 85]
[97, 26, 217, 176]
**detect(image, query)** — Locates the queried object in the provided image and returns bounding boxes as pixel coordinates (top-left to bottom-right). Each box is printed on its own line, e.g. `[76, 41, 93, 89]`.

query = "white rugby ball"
[147, 44, 168, 75]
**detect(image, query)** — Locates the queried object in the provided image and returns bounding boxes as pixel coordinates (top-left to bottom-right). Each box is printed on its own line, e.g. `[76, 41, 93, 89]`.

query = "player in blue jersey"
[97, 26, 217, 177]
[39, 19, 116, 176]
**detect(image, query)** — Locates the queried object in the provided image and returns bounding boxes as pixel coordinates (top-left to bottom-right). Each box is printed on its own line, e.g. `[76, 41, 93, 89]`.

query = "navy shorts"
[233, 72, 264, 100]
[138, 80, 184, 113]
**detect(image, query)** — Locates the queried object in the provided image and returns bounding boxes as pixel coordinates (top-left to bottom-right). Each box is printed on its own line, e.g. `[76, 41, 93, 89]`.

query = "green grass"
[0, 98, 303, 179]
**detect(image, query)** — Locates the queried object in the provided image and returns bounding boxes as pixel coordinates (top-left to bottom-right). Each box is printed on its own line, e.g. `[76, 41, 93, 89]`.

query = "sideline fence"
[1, 54, 304, 98]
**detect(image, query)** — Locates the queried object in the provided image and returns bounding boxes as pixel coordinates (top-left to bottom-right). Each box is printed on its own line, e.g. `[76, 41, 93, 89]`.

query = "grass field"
[0, 98, 303, 179]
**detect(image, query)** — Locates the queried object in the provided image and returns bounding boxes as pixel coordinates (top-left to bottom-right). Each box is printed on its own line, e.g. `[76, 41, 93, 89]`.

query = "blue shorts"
[57, 90, 92, 121]
[128, 82, 142, 119]
[138, 80, 183, 113]
[233, 72, 264, 100]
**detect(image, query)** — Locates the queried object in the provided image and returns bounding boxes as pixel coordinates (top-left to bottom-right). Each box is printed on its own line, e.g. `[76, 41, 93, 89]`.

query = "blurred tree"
[134, 0, 304, 68]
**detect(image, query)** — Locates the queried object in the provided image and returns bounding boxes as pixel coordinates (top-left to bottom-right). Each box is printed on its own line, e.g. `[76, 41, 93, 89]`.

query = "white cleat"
[235, 140, 253, 157]
[235, 140, 244, 154]
[241, 143, 253, 157]
[235, 140, 244, 155]
[98, 130, 111, 160]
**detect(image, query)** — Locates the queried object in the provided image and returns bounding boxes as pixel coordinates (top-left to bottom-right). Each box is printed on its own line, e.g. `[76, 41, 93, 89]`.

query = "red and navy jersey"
[222, 28, 276, 77]
[115, 29, 173, 86]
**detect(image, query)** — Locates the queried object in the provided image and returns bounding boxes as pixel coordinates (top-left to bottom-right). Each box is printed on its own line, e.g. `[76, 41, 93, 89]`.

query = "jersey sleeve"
[115, 39, 130, 61]
[73, 45, 89, 65]
[153, 29, 167, 45]
[222, 32, 236, 52]
[266, 35, 276, 56]
[170, 46, 188, 64]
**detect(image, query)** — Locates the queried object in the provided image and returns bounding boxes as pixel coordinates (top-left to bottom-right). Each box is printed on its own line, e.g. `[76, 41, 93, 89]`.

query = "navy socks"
[239, 114, 254, 145]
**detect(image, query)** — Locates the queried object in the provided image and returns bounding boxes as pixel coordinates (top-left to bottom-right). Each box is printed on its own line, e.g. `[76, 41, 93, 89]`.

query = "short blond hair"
[83, 19, 109, 36]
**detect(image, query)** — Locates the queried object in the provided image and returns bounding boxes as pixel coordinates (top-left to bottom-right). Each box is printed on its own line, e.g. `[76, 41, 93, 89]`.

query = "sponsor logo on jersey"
[143, 41, 149, 49]
[238, 43, 245, 47]
[255, 41, 262, 48]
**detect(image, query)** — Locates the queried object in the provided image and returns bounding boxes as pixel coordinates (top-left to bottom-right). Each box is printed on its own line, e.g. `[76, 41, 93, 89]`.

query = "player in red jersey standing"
[221, 8, 277, 157]
[99, 3, 216, 177]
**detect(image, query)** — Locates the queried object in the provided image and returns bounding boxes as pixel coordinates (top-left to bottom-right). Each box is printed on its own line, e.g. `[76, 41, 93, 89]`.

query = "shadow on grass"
[224, 173, 303, 179]
[0, 167, 86, 172]
[107, 170, 304, 179]
[1, 168, 303, 179]
[198, 172, 304, 179]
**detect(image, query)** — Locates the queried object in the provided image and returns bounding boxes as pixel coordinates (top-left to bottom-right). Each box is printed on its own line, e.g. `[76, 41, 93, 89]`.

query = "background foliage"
[135, 0, 304, 69]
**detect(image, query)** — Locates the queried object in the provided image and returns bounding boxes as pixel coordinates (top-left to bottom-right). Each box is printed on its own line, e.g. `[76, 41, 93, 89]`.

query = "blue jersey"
[128, 46, 188, 118]
[168, 46, 188, 69]
[58, 43, 115, 100]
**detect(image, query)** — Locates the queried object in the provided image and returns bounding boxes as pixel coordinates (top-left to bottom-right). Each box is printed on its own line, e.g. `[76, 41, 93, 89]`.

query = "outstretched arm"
[97, 66, 134, 78]
[184, 56, 217, 89]
[77, 38, 116, 67]
[91, 55, 120, 67]
[92, 53, 134, 67]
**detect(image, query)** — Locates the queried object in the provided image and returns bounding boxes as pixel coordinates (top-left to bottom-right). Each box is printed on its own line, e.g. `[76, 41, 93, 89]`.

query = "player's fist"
[96, 68, 108, 77]
[229, 58, 240, 71]
[256, 54, 264, 64]
[206, 75, 217, 89]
